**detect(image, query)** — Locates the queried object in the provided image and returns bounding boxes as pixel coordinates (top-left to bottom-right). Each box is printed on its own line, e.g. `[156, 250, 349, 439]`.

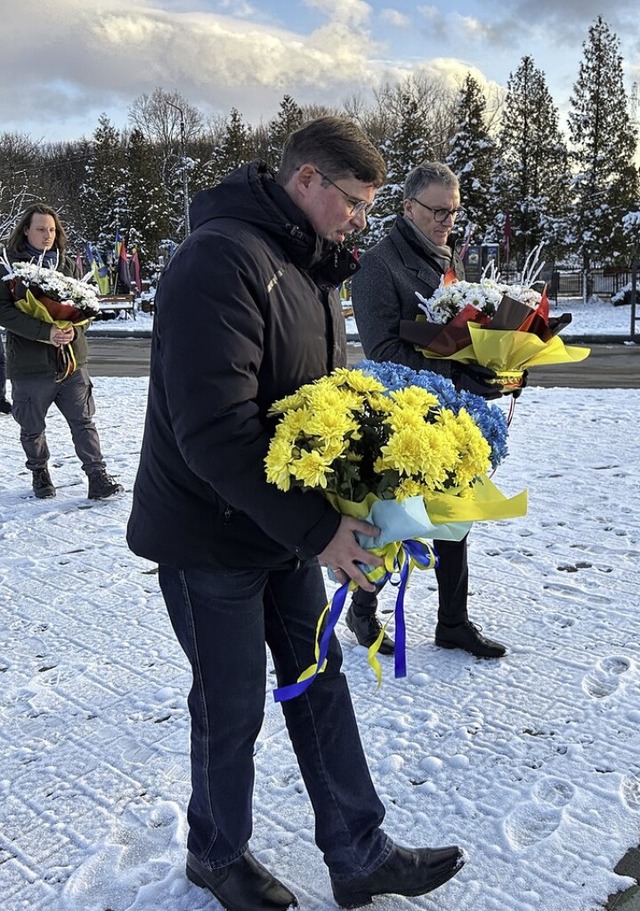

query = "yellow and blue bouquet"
[266, 361, 526, 700]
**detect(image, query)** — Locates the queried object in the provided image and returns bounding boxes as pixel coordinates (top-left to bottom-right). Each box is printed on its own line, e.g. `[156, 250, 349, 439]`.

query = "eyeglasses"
[315, 169, 375, 217]
[410, 198, 464, 223]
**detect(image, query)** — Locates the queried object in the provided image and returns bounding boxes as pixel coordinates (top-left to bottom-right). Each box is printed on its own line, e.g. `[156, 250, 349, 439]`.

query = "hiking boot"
[331, 842, 465, 908]
[87, 469, 124, 500]
[345, 602, 395, 655]
[186, 850, 298, 911]
[0, 399, 11, 415]
[32, 467, 56, 499]
[435, 620, 506, 658]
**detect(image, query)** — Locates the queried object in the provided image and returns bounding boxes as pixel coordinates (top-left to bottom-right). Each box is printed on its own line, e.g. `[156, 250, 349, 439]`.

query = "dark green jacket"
[0, 248, 88, 379]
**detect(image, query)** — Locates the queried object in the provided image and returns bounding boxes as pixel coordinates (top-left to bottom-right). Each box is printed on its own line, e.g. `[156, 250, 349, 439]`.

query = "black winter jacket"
[351, 215, 464, 375]
[127, 161, 359, 570]
[0, 250, 88, 379]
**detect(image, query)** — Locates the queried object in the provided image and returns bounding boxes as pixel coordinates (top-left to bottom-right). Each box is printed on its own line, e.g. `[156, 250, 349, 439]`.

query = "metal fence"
[501, 269, 633, 301]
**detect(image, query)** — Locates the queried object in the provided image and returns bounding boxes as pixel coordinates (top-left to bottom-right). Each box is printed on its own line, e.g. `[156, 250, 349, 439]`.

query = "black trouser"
[351, 534, 469, 626]
[0, 334, 7, 401]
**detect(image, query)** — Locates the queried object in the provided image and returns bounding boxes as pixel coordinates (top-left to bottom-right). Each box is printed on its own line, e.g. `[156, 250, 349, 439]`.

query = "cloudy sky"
[5, 0, 640, 143]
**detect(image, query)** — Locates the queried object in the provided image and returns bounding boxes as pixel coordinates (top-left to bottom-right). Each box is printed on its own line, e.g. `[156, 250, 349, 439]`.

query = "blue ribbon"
[273, 539, 438, 703]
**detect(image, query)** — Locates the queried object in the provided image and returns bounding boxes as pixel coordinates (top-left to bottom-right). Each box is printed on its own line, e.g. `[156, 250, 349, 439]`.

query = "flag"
[130, 246, 142, 294]
[115, 230, 131, 291]
[85, 242, 111, 295]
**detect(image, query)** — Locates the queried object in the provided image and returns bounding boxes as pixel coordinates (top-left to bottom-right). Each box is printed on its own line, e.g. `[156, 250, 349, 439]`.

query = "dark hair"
[6, 203, 67, 255]
[278, 116, 386, 187]
[404, 161, 459, 201]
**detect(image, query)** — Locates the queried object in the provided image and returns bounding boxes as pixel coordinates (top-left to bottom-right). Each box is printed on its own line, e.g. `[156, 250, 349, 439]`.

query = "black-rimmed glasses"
[315, 168, 375, 216]
[410, 198, 464, 223]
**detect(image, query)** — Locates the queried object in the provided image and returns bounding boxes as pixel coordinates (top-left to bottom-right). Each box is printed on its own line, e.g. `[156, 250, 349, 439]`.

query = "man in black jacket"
[349, 161, 507, 660]
[127, 120, 464, 910]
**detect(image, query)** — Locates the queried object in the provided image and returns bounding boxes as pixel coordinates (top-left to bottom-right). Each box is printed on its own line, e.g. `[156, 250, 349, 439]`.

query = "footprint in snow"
[504, 777, 575, 849]
[621, 775, 640, 812]
[582, 656, 631, 699]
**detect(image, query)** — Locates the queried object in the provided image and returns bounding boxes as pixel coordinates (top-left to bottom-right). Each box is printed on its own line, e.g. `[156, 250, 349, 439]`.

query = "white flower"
[1, 250, 100, 315]
[417, 244, 546, 323]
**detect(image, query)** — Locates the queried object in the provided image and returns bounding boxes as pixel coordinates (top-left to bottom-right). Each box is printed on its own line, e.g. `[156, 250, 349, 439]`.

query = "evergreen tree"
[568, 17, 639, 274]
[80, 115, 127, 262]
[266, 95, 304, 169]
[126, 128, 173, 266]
[446, 73, 499, 244]
[365, 85, 432, 247]
[497, 56, 573, 265]
[210, 108, 252, 183]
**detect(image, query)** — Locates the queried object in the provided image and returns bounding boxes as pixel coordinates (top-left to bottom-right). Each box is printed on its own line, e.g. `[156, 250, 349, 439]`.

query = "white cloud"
[303, 0, 372, 28]
[379, 8, 410, 28]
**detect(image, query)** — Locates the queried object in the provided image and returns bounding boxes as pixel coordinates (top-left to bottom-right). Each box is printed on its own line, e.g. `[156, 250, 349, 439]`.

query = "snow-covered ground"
[88, 294, 635, 340]
[1, 299, 639, 911]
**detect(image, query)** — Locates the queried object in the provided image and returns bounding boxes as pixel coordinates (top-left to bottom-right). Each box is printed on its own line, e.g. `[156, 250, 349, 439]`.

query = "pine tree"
[266, 95, 304, 169]
[446, 73, 499, 244]
[365, 86, 431, 247]
[568, 17, 639, 275]
[210, 108, 252, 183]
[80, 115, 127, 263]
[126, 128, 173, 266]
[497, 56, 573, 265]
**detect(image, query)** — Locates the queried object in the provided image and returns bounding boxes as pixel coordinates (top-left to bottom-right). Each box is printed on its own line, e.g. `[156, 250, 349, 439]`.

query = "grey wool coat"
[351, 215, 464, 377]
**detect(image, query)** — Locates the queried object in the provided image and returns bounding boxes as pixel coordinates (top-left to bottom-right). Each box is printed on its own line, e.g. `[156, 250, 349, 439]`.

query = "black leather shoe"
[331, 842, 465, 908]
[435, 620, 506, 658]
[345, 603, 395, 655]
[186, 850, 298, 911]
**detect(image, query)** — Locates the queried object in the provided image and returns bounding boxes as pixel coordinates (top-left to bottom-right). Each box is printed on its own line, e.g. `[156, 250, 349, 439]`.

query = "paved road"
[86, 335, 640, 387]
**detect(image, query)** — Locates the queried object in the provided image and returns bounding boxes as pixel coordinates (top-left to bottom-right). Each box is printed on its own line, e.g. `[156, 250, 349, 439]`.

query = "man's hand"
[317, 516, 384, 591]
[49, 325, 74, 347]
[452, 363, 503, 400]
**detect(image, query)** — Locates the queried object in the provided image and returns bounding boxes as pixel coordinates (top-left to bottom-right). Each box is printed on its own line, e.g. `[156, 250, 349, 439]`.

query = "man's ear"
[295, 163, 316, 191]
[403, 198, 414, 220]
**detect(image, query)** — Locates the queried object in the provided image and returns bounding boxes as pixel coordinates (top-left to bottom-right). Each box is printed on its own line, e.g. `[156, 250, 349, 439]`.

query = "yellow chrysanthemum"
[328, 368, 386, 395]
[278, 408, 312, 438]
[390, 386, 439, 414]
[269, 390, 309, 415]
[374, 427, 427, 476]
[367, 393, 394, 414]
[394, 478, 426, 501]
[386, 406, 427, 434]
[290, 449, 333, 488]
[305, 408, 357, 442]
[265, 437, 296, 491]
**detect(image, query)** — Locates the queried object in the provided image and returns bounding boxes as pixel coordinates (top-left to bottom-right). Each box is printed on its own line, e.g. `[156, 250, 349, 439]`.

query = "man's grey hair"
[403, 161, 459, 201]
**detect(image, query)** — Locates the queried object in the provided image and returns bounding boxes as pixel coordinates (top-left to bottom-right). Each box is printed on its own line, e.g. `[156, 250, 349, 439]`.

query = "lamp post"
[167, 100, 190, 239]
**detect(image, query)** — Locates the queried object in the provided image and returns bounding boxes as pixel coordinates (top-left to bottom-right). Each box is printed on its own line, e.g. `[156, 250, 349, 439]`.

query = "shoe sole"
[33, 490, 56, 499]
[332, 854, 465, 908]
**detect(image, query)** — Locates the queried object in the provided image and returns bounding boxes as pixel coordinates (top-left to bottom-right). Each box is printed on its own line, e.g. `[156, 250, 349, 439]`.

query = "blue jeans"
[158, 559, 390, 878]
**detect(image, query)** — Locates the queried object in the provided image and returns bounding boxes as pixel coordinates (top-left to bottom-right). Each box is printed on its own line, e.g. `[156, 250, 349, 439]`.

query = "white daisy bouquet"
[400, 244, 589, 394]
[266, 362, 526, 700]
[1, 249, 100, 326]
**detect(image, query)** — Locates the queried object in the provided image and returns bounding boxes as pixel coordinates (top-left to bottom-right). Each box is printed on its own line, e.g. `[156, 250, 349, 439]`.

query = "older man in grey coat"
[348, 160, 507, 660]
